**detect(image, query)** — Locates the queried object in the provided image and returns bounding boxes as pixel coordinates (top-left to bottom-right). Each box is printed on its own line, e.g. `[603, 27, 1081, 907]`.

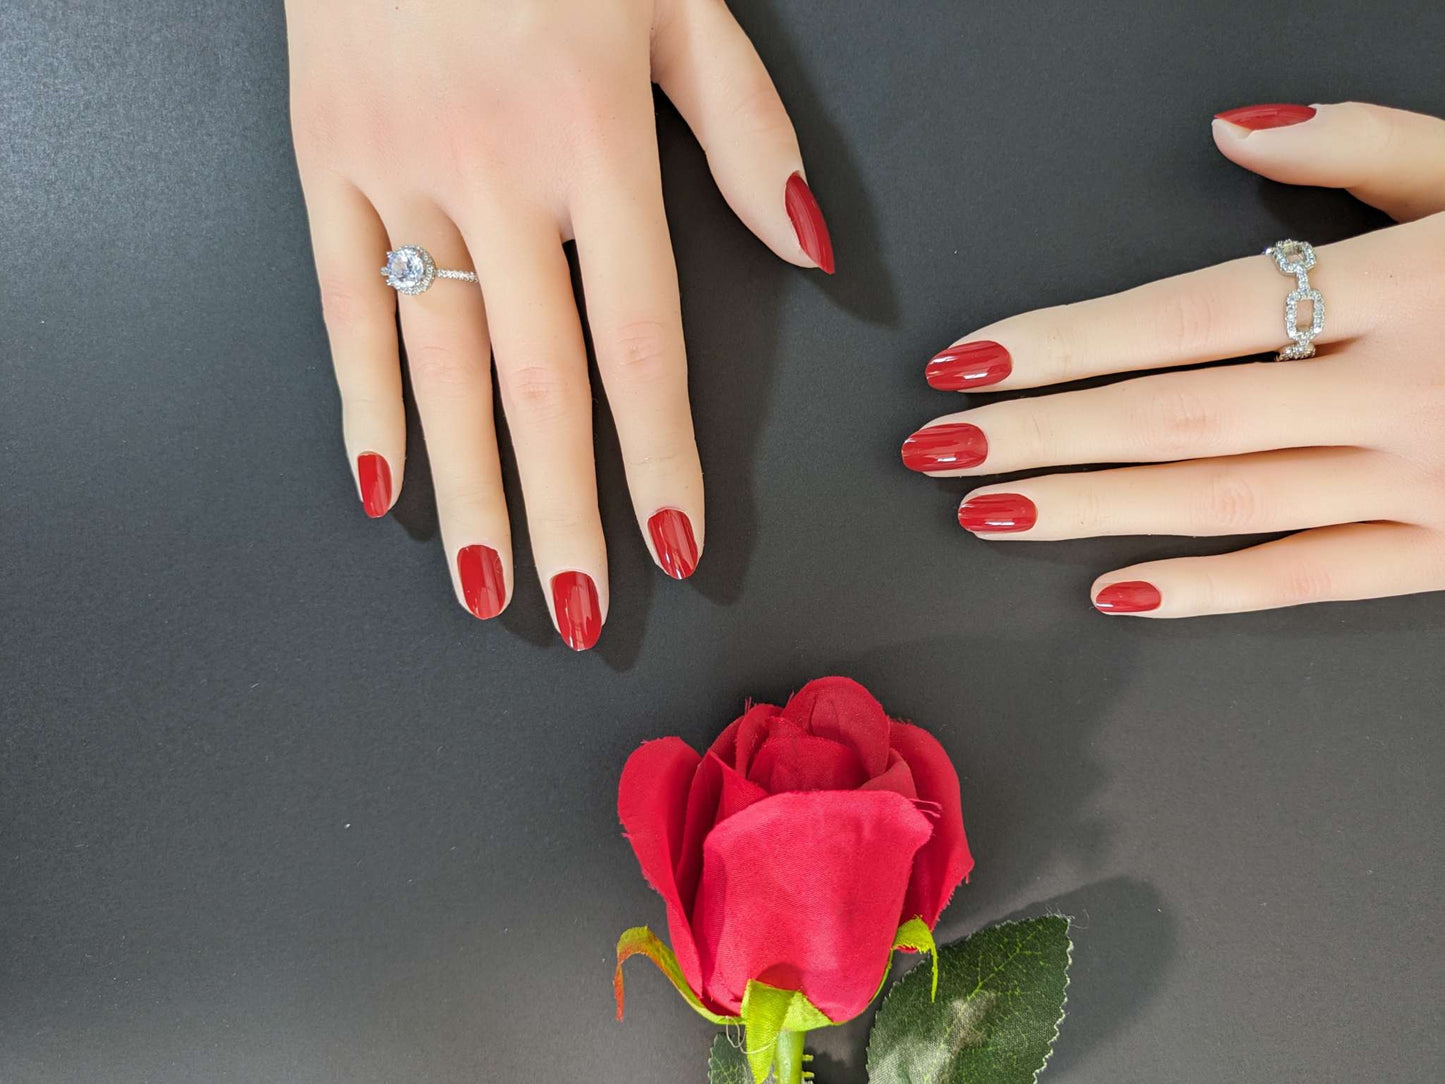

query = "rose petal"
[858, 749, 918, 800]
[781, 677, 892, 778]
[690, 790, 934, 1020]
[618, 738, 707, 995]
[749, 731, 866, 792]
[727, 703, 782, 776]
[889, 721, 973, 926]
[676, 751, 771, 912]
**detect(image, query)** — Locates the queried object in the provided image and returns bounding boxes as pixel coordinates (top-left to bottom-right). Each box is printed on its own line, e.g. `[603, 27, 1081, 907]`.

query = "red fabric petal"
[781, 676, 892, 778]
[689, 790, 934, 1020]
[749, 731, 866, 792]
[676, 751, 771, 912]
[889, 721, 973, 926]
[858, 749, 918, 800]
[724, 703, 781, 776]
[617, 738, 706, 995]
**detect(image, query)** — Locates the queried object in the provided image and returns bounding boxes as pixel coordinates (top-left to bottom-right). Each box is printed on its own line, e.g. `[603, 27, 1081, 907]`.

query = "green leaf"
[613, 927, 740, 1027]
[708, 1033, 753, 1084]
[866, 916, 1072, 1084]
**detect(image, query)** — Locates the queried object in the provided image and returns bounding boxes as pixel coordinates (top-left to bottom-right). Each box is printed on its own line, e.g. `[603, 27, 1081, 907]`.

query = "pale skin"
[910, 103, 1445, 618]
[285, 0, 826, 647]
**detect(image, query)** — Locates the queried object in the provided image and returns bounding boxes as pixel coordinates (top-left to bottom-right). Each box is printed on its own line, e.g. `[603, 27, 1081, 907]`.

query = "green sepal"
[891, 916, 940, 1001]
[613, 926, 740, 1026]
[738, 980, 836, 1083]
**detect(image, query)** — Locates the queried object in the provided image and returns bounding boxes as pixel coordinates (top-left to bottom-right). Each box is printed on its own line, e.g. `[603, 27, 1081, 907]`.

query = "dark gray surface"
[3, 2, 1443, 1081]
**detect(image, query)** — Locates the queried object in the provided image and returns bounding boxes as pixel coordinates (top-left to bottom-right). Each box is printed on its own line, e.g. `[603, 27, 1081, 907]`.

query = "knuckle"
[1032, 310, 1084, 383]
[1278, 564, 1336, 607]
[1139, 387, 1224, 458]
[1153, 289, 1219, 357]
[406, 340, 473, 389]
[504, 363, 581, 423]
[723, 72, 795, 144]
[1197, 473, 1260, 533]
[318, 278, 387, 334]
[606, 319, 679, 384]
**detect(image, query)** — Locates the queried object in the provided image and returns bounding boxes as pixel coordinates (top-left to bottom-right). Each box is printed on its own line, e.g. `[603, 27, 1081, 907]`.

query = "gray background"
[3, 1, 1443, 1081]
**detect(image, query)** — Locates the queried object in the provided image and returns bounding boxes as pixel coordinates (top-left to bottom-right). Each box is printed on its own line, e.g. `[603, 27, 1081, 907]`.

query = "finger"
[1090, 523, 1445, 618]
[380, 205, 511, 621]
[922, 223, 1409, 394]
[903, 358, 1366, 477]
[299, 177, 403, 516]
[957, 448, 1420, 540]
[457, 205, 607, 650]
[652, 0, 833, 272]
[1213, 101, 1445, 222]
[571, 121, 704, 580]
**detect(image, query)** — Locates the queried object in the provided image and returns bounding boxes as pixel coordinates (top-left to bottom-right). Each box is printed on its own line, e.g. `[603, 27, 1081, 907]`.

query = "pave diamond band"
[1266, 240, 1324, 361]
[381, 245, 478, 296]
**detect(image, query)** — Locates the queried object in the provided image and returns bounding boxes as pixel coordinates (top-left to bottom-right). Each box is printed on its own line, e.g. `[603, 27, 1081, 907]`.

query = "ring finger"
[381, 202, 512, 621]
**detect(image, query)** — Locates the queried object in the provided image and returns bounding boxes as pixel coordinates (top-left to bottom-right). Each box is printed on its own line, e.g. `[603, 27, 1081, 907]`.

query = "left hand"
[903, 101, 1445, 618]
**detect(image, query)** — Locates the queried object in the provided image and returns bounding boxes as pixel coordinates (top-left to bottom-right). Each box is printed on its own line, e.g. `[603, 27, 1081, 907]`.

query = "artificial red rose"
[617, 676, 972, 1023]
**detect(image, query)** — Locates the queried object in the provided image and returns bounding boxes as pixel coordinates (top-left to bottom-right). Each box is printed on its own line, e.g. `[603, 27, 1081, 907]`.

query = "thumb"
[652, 0, 833, 273]
[1211, 101, 1445, 222]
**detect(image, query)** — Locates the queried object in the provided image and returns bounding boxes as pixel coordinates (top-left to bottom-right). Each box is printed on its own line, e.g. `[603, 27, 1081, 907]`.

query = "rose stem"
[773, 1029, 808, 1084]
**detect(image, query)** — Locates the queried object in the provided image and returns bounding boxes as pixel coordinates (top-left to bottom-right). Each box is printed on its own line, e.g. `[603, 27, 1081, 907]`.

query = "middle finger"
[902, 355, 1375, 477]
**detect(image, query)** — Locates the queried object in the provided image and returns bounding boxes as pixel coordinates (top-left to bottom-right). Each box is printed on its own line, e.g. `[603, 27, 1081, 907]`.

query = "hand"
[904, 102, 1445, 618]
[286, 0, 832, 648]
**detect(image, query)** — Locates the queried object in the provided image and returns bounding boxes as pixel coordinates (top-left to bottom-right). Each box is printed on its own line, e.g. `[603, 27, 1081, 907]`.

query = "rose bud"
[614, 677, 972, 1079]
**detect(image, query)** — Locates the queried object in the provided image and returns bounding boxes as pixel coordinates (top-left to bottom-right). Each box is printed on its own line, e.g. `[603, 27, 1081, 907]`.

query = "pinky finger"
[1092, 523, 1445, 618]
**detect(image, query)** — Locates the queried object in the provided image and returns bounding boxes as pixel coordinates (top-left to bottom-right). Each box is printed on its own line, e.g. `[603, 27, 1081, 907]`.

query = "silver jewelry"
[380, 245, 478, 296]
[1265, 240, 1324, 361]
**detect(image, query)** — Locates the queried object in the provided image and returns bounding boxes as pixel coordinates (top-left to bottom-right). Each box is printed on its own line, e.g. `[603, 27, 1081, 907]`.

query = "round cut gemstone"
[384, 249, 426, 290]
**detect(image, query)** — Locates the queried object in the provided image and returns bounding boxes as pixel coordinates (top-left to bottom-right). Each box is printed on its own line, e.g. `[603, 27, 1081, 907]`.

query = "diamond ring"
[1265, 240, 1324, 361]
[381, 245, 479, 296]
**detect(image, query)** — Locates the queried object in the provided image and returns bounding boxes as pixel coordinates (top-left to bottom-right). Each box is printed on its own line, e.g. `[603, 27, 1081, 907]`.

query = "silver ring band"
[381, 245, 478, 296]
[1265, 240, 1324, 361]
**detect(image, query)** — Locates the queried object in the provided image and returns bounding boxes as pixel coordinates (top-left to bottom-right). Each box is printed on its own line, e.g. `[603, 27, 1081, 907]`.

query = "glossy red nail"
[647, 509, 699, 580]
[457, 545, 506, 620]
[926, 341, 1013, 391]
[959, 493, 1036, 533]
[785, 172, 835, 275]
[1214, 104, 1316, 131]
[550, 571, 601, 651]
[357, 452, 392, 518]
[1094, 581, 1162, 614]
[901, 423, 987, 472]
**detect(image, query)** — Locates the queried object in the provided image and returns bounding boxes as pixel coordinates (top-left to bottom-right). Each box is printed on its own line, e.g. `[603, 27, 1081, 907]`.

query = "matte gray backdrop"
[3, 1, 1443, 1081]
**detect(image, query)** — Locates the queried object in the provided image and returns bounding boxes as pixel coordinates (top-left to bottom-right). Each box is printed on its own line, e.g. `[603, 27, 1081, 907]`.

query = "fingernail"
[1094, 581, 1162, 614]
[1213, 104, 1316, 131]
[647, 509, 699, 580]
[550, 571, 602, 651]
[959, 493, 1036, 533]
[357, 452, 392, 518]
[901, 423, 987, 473]
[785, 172, 835, 275]
[926, 341, 1013, 391]
[457, 545, 506, 620]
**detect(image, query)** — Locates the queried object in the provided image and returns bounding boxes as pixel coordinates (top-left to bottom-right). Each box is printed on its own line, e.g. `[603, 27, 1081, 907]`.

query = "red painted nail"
[550, 571, 602, 650]
[901, 423, 987, 472]
[926, 341, 1013, 391]
[1214, 104, 1316, 131]
[357, 453, 392, 518]
[785, 173, 835, 275]
[647, 509, 699, 580]
[959, 493, 1036, 533]
[457, 545, 506, 620]
[1094, 581, 1162, 614]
